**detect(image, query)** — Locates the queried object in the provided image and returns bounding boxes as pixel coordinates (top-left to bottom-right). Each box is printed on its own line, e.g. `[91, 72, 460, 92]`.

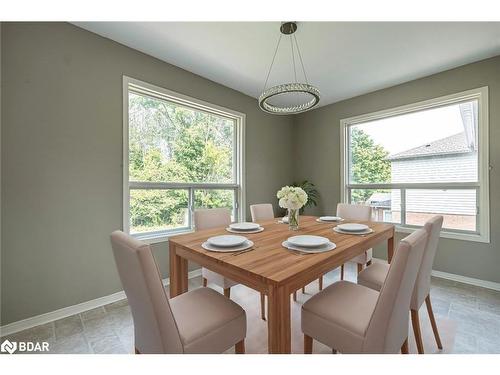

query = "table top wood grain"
[169, 216, 394, 291]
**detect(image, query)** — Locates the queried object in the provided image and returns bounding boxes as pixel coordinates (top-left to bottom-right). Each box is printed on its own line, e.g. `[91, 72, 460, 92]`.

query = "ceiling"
[74, 22, 500, 108]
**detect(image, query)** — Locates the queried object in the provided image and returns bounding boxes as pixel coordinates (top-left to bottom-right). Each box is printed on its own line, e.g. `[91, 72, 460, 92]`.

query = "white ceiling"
[74, 22, 500, 107]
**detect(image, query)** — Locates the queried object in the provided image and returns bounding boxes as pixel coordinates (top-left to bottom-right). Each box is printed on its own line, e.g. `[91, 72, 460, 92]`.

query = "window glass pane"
[129, 91, 235, 183]
[349, 189, 401, 224]
[194, 189, 236, 221]
[405, 189, 477, 231]
[348, 100, 478, 184]
[129, 189, 189, 234]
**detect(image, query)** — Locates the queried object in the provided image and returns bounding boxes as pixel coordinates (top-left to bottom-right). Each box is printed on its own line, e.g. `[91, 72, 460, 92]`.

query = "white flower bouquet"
[277, 186, 308, 230]
[277, 186, 308, 210]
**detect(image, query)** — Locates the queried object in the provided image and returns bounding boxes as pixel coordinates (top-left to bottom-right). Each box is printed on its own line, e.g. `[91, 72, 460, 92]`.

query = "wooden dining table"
[169, 215, 395, 354]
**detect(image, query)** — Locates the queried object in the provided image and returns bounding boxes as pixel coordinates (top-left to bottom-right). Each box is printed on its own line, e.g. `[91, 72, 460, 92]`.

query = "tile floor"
[2, 266, 500, 354]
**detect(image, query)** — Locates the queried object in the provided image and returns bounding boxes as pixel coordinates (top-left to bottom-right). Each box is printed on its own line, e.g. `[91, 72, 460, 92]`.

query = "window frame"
[340, 87, 490, 243]
[123, 76, 246, 243]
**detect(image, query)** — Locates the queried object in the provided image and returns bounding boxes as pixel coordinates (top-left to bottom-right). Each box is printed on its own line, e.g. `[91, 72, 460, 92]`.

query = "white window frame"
[123, 76, 246, 243]
[340, 87, 490, 243]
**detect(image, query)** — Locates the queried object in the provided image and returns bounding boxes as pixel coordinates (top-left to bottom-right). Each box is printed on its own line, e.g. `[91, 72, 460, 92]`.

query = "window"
[341, 87, 489, 242]
[123, 77, 245, 242]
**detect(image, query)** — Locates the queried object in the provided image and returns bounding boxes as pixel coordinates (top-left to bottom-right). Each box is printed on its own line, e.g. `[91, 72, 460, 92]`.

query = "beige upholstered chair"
[302, 228, 428, 354]
[300, 203, 373, 298]
[337, 203, 373, 277]
[195, 208, 238, 297]
[195, 208, 267, 321]
[110, 231, 246, 354]
[250, 203, 274, 223]
[358, 215, 444, 354]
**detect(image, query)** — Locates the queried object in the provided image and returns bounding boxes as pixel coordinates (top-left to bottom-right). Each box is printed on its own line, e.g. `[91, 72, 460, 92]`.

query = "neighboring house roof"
[388, 133, 473, 161]
[367, 192, 391, 208]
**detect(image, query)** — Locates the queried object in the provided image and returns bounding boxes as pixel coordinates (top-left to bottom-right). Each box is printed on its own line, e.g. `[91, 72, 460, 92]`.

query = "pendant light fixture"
[259, 22, 320, 115]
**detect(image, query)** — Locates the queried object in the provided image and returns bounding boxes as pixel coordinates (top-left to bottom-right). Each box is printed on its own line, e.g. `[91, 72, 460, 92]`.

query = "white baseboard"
[372, 257, 500, 291]
[0, 269, 202, 337]
[430, 269, 500, 291]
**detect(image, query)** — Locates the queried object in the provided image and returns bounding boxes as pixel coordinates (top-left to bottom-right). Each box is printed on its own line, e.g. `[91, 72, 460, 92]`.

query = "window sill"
[132, 229, 194, 244]
[394, 225, 489, 243]
[131, 223, 489, 245]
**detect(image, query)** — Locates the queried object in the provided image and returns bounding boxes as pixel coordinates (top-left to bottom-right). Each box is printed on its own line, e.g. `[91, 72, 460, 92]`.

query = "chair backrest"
[411, 215, 443, 309]
[250, 203, 274, 222]
[336, 203, 372, 221]
[193, 208, 231, 230]
[363, 228, 428, 353]
[110, 231, 183, 354]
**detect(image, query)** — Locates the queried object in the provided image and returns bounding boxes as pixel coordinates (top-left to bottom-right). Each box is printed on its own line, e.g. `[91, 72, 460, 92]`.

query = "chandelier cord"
[258, 22, 320, 115]
[294, 34, 309, 84]
[290, 35, 297, 84]
[290, 35, 299, 106]
[263, 33, 283, 92]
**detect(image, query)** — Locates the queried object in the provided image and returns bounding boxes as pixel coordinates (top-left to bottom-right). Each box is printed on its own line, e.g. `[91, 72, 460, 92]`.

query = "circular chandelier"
[259, 22, 320, 115]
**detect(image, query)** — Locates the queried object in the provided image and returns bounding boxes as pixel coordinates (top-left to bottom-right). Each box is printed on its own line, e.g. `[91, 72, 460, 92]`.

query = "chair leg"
[425, 294, 443, 349]
[260, 293, 266, 321]
[224, 288, 231, 298]
[235, 340, 245, 354]
[318, 275, 324, 291]
[135, 347, 140, 354]
[411, 309, 424, 354]
[357, 263, 363, 274]
[293, 291, 297, 301]
[401, 338, 409, 354]
[340, 264, 344, 280]
[367, 260, 372, 266]
[304, 334, 313, 354]
[202, 277, 207, 287]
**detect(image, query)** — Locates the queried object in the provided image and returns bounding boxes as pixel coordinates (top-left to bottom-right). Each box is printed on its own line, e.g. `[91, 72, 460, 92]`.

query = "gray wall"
[0, 22, 3, 325]
[0, 23, 295, 325]
[294, 55, 500, 283]
[2, 22, 499, 327]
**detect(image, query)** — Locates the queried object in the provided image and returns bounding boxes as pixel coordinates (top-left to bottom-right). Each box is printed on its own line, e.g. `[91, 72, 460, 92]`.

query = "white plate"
[319, 216, 342, 222]
[282, 241, 337, 254]
[287, 235, 330, 248]
[202, 240, 254, 252]
[336, 223, 369, 232]
[333, 227, 374, 235]
[316, 218, 344, 223]
[207, 235, 247, 248]
[229, 222, 261, 231]
[226, 227, 264, 234]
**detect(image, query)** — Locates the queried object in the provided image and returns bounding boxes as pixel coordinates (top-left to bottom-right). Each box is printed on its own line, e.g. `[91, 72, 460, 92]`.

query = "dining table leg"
[267, 284, 291, 354]
[169, 243, 188, 297]
[387, 234, 395, 264]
